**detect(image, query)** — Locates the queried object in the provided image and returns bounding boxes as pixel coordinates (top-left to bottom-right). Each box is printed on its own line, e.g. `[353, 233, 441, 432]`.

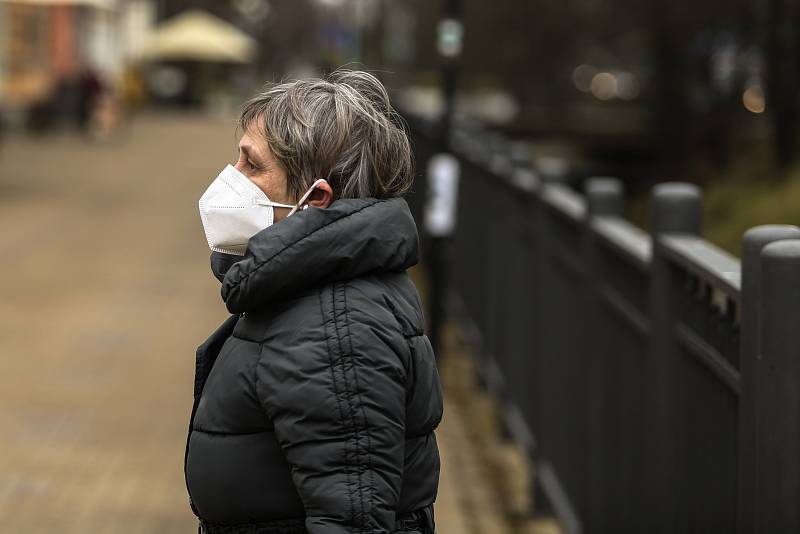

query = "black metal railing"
[404, 111, 800, 534]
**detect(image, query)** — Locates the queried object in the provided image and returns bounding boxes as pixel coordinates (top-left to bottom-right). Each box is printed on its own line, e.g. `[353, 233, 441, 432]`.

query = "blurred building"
[0, 0, 155, 121]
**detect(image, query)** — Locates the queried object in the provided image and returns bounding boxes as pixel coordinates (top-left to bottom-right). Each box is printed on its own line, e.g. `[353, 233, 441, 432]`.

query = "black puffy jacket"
[185, 197, 443, 534]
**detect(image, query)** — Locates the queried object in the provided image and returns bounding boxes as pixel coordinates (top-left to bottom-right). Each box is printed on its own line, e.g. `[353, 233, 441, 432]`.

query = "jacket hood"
[215, 197, 419, 314]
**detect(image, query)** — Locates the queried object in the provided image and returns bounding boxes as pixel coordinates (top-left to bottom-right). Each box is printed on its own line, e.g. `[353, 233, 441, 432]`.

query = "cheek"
[251, 170, 291, 202]
[267, 169, 292, 201]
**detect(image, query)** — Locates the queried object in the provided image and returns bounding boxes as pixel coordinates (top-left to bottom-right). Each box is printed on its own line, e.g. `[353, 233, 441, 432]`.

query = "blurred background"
[2, 0, 798, 249]
[0, 0, 798, 533]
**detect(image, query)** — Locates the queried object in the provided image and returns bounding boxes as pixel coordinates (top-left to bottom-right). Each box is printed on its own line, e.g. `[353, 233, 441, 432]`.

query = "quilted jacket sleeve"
[254, 285, 407, 534]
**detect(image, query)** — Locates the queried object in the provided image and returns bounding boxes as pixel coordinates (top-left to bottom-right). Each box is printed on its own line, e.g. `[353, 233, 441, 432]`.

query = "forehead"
[238, 126, 270, 158]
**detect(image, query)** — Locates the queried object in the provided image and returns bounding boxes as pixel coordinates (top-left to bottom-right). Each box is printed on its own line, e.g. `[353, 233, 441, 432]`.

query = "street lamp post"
[424, 0, 463, 358]
[437, 0, 463, 151]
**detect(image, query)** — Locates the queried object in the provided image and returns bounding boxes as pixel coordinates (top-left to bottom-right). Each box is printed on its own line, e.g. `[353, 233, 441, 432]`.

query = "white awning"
[139, 9, 256, 64]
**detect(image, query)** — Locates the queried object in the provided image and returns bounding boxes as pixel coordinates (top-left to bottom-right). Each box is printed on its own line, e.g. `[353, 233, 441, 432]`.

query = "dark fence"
[404, 112, 800, 534]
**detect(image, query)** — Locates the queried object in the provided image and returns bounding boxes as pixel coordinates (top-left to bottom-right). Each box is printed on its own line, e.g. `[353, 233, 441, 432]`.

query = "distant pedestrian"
[77, 66, 103, 133]
[187, 69, 442, 534]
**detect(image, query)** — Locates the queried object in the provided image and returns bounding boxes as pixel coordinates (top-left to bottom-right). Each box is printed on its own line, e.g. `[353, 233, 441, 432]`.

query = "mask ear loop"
[253, 199, 297, 209]
[287, 179, 328, 217]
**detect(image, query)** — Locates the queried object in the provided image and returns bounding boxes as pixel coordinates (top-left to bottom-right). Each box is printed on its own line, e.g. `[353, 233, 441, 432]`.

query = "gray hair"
[239, 69, 414, 201]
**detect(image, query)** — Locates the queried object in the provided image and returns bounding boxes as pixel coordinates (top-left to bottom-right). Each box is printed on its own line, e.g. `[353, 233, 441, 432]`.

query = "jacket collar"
[213, 197, 419, 314]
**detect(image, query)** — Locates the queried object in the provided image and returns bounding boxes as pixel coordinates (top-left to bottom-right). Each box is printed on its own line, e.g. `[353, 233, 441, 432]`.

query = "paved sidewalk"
[0, 113, 496, 533]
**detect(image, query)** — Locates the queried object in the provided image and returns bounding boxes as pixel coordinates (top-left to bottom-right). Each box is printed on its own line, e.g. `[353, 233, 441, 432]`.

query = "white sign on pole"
[424, 153, 460, 237]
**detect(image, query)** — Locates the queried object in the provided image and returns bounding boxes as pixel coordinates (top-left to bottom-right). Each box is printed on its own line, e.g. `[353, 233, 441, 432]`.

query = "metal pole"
[586, 177, 625, 218]
[583, 177, 625, 531]
[644, 182, 702, 532]
[739, 225, 800, 534]
[754, 239, 800, 531]
[438, 0, 463, 151]
[426, 0, 463, 356]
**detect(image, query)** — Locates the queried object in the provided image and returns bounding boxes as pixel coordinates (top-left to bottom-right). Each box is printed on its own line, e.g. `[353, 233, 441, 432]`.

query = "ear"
[305, 180, 333, 209]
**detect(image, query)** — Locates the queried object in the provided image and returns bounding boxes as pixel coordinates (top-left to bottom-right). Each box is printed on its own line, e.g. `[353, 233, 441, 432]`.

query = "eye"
[237, 156, 256, 171]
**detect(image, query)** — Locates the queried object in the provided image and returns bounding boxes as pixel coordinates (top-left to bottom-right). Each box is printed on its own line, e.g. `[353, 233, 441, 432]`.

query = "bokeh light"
[590, 71, 618, 100]
[573, 64, 598, 93]
[616, 72, 641, 100]
[743, 84, 766, 114]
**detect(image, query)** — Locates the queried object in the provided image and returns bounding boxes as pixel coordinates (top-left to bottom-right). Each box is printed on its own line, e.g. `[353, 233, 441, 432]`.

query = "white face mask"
[198, 164, 325, 256]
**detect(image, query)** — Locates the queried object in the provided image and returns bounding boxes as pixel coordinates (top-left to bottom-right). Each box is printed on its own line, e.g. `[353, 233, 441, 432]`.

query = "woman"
[185, 70, 442, 534]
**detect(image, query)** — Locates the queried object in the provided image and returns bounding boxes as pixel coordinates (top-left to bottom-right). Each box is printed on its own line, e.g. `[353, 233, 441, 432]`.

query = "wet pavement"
[0, 112, 479, 533]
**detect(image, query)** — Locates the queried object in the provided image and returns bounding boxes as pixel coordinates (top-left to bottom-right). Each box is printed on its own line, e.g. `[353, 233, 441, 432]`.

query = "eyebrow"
[239, 144, 262, 163]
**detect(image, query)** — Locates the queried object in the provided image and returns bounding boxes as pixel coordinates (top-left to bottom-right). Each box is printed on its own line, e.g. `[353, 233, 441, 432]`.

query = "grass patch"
[703, 172, 800, 255]
[627, 149, 800, 257]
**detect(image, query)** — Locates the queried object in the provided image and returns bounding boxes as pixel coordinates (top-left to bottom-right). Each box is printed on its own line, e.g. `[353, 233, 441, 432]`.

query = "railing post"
[739, 225, 800, 533]
[586, 177, 625, 218]
[644, 182, 702, 532]
[753, 239, 800, 531]
[534, 167, 568, 415]
[584, 177, 625, 532]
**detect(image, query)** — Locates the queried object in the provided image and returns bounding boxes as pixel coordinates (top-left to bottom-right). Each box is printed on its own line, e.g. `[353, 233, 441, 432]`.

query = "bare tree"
[763, 0, 800, 168]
